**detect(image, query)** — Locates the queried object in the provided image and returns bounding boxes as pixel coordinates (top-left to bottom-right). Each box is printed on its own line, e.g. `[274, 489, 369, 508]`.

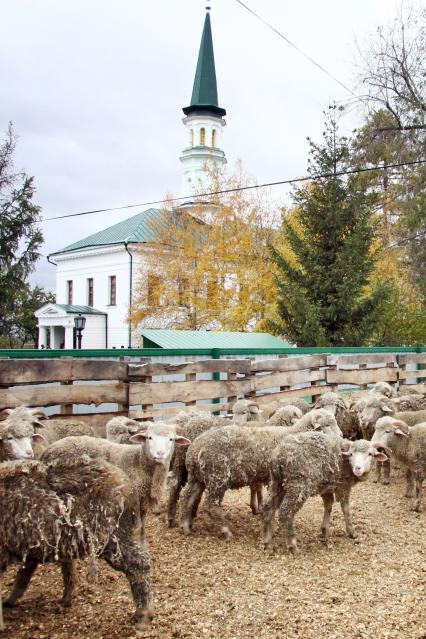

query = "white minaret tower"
[180, 6, 227, 199]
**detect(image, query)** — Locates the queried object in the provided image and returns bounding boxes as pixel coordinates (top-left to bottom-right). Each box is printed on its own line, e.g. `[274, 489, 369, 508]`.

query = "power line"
[234, 0, 364, 102]
[42, 159, 426, 222]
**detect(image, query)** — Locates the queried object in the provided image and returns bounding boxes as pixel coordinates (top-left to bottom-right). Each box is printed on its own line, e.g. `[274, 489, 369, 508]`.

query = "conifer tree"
[270, 109, 391, 346]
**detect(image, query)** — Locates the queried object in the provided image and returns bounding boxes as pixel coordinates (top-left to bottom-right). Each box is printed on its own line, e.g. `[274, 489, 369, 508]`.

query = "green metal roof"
[50, 208, 163, 256]
[55, 305, 107, 315]
[139, 329, 291, 349]
[183, 11, 226, 118]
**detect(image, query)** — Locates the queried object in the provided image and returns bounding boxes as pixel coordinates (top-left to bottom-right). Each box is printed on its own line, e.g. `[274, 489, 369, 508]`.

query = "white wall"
[54, 245, 138, 348]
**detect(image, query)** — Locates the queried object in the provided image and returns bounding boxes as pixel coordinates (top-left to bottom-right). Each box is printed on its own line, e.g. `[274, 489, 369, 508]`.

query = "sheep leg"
[167, 469, 186, 528]
[250, 482, 263, 515]
[320, 492, 334, 540]
[4, 559, 39, 607]
[381, 459, 391, 485]
[374, 460, 382, 483]
[405, 469, 414, 498]
[261, 480, 285, 549]
[278, 492, 306, 554]
[180, 480, 204, 535]
[338, 492, 357, 538]
[103, 539, 152, 628]
[0, 571, 4, 632]
[204, 490, 232, 539]
[60, 560, 78, 607]
[412, 475, 424, 513]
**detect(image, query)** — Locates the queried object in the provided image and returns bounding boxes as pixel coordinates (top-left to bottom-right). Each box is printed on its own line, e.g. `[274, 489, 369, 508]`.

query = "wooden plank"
[398, 369, 426, 381]
[326, 353, 397, 366]
[397, 353, 426, 366]
[128, 359, 251, 377]
[129, 401, 234, 420]
[326, 368, 398, 385]
[255, 385, 333, 404]
[250, 354, 327, 373]
[0, 383, 128, 410]
[253, 369, 325, 392]
[0, 359, 128, 384]
[129, 378, 252, 405]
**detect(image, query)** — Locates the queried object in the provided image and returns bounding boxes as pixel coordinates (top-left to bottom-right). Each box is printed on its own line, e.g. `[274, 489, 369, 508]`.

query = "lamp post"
[74, 314, 86, 349]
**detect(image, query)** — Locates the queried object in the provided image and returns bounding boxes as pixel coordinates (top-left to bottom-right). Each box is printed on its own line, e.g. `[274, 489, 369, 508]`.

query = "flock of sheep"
[0, 379, 425, 632]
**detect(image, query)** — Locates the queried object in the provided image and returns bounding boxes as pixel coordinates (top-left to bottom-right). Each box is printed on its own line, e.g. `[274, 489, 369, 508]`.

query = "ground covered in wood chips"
[2, 473, 425, 639]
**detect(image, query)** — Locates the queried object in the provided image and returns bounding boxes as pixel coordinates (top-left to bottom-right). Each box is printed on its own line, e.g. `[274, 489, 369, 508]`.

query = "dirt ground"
[2, 473, 425, 639]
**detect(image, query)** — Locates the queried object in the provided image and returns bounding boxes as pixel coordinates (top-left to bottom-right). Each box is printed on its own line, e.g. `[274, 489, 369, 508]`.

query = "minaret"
[180, 6, 227, 199]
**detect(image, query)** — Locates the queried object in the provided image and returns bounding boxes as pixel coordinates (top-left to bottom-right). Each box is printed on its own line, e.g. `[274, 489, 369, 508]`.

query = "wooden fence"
[0, 352, 425, 429]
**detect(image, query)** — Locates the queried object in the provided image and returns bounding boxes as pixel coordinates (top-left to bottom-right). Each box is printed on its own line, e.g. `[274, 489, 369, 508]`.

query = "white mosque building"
[35, 8, 227, 350]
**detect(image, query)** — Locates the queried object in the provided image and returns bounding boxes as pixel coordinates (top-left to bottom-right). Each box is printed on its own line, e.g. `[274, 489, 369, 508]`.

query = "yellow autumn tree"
[130, 163, 281, 331]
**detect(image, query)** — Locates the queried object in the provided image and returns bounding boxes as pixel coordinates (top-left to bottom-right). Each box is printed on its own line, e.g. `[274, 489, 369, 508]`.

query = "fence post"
[212, 348, 221, 415]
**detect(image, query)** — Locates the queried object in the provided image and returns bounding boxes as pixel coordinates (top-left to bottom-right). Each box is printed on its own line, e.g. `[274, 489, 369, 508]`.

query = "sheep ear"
[33, 420, 45, 429]
[374, 451, 388, 462]
[341, 450, 351, 458]
[32, 433, 45, 443]
[129, 430, 148, 444]
[175, 436, 191, 447]
[372, 442, 392, 455]
[381, 404, 393, 412]
[394, 428, 408, 437]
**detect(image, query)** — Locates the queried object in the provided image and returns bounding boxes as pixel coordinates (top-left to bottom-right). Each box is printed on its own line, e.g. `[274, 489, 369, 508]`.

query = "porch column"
[65, 326, 74, 349]
[38, 326, 48, 349]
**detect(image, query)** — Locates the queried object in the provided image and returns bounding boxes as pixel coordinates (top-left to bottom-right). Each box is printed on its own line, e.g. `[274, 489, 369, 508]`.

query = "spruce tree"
[270, 109, 391, 346]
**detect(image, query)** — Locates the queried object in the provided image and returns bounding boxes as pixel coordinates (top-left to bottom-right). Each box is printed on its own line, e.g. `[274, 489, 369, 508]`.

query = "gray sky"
[1, 0, 422, 291]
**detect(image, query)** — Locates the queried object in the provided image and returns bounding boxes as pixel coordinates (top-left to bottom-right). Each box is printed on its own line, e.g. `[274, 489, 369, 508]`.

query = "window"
[147, 273, 161, 307]
[178, 278, 189, 306]
[66, 280, 73, 305]
[211, 129, 217, 147]
[87, 278, 94, 307]
[190, 129, 194, 147]
[108, 275, 117, 306]
[200, 127, 206, 145]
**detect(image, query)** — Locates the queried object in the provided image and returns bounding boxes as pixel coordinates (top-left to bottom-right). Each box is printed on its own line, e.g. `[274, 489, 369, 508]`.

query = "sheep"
[167, 412, 226, 527]
[0, 456, 152, 631]
[398, 384, 426, 396]
[371, 416, 426, 512]
[179, 409, 342, 538]
[372, 382, 397, 398]
[265, 405, 303, 427]
[231, 399, 261, 423]
[393, 395, 425, 412]
[0, 407, 46, 461]
[40, 418, 97, 444]
[261, 434, 388, 553]
[313, 391, 363, 440]
[259, 397, 311, 420]
[360, 397, 426, 438]
[106, 416, 146, 444]
[42, 421, 191, 536]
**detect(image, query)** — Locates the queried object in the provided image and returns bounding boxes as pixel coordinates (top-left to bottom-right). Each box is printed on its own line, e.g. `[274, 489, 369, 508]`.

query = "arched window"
[211, 129, 217, 147]
[200, 128, 206, 145]
[190, 129, 194, 147]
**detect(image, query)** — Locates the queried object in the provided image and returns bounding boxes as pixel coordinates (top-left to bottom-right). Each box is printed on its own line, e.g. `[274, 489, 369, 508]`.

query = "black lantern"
[74, 314, 86, 349]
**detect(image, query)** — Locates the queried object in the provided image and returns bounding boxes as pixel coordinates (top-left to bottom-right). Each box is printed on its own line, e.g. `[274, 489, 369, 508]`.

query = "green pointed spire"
[183, 11, 226, 117]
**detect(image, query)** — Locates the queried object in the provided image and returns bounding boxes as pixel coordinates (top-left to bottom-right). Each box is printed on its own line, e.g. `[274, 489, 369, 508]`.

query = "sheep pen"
[1, 470, 424, 639]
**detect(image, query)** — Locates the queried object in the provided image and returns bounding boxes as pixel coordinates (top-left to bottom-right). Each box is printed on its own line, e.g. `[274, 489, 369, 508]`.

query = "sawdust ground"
[2, 473, 425, 639]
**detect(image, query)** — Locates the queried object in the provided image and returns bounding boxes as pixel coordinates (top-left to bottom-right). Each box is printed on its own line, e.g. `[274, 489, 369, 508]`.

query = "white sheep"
[371, 416, 426, 512]
[106, 416, 146, 444]
[0, 407, 46, 461]
[42, 421, 190, 536]
[231, 399, 261, 423]
[179, 409, 342, 538]
[261, 434, 388, 552]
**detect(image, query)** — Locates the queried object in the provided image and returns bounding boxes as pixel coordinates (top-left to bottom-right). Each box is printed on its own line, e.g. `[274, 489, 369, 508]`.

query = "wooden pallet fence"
[325, 353, 398, 388]
[397, 353, 426, 392]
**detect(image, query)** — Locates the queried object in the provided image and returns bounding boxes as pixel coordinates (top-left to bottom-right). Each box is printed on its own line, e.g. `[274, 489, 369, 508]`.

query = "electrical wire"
[42, 159, 426, 222]
[234, 0, 364, 101]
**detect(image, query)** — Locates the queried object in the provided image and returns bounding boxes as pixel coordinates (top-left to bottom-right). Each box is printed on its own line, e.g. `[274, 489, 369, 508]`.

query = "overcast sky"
[1, 0, 422, 291]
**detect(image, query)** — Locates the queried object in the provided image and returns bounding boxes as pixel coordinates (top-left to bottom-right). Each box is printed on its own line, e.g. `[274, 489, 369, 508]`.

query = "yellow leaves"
[129, 163, 282, 331]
